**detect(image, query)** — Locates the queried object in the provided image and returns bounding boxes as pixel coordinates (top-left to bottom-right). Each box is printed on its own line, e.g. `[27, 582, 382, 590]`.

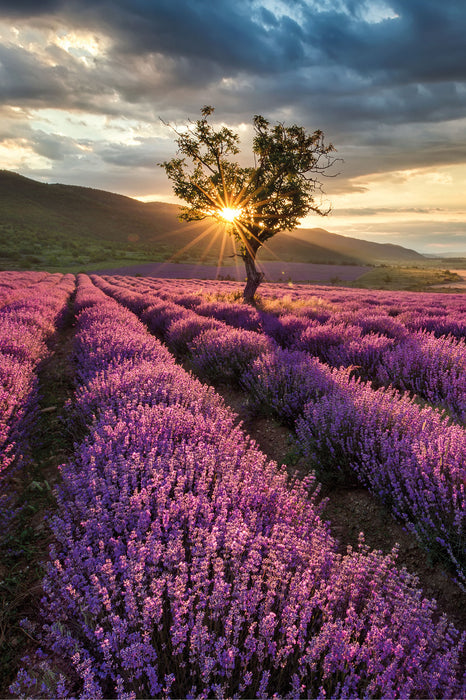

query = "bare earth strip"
[216, 385, 466, 638]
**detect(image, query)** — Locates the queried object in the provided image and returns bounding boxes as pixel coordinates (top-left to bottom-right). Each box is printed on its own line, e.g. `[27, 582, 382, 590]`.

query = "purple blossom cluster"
[295, 372, 466, 585]
[116, 276, 466, 422]
[259, 310, 466, 420]
[0, 272, 75, 529]
[91, 276, 277, 384]
[89, 276, 228, 363]
[239, 342, 466, 584]
[12, 274, 466, 698]
[183, 299, 263, 331]
[260, 284, 466, 340]
[189, 326, 277, 386]
[241, 348, 339, 427]
[89, 275, 466, 584]
[375, 330, 466, 422]
[93, 273, 466, 340]
[166, 314, 224, 357]
[0, 271, 50, 310]
[74, 273, 111, 312]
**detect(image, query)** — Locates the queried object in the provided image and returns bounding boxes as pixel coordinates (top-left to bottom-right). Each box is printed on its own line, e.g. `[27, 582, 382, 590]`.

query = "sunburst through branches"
[219, 206, 243, 223]
[162, 106, 338, 302]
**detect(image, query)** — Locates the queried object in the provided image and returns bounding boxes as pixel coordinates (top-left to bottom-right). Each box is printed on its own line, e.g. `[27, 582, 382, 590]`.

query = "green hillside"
[0, 170, 426, 271]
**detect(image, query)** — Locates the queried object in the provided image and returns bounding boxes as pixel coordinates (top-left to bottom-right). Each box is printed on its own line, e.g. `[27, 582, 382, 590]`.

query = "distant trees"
[162, 106, 338, 303]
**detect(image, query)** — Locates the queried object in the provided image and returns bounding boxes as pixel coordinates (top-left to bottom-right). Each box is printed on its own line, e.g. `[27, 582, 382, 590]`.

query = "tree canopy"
[162, 106, 338, 302]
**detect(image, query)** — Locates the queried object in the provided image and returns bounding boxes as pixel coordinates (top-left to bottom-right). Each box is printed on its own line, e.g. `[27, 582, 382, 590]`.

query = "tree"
[162, 106, 337, 303]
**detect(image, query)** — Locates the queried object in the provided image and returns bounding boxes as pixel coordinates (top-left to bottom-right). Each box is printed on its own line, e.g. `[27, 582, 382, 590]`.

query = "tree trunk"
[243, 247, 264, 304]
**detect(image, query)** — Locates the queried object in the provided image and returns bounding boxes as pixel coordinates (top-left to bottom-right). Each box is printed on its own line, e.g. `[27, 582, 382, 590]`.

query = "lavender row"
[0, 273, 75, 473]
[257, 300, 466, 423]
[241, 347, 466, 585]
[90, 275, 277, 385]
[258, 282, 466, 339]
[113, 276, 466, 424]
[97, 273, 466, 339]
[91, 276, 466, 587]
[261, 317, 466, 424]
[0, 271, 50, 310]
[0, 273, 75, 532]
[0, 271, 67, 313]
[13, 274, 465, 698]
[92, 276, 466, 420]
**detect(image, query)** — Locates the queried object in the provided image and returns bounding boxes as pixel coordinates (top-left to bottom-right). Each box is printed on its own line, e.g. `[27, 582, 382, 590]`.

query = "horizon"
[6, 166, 466, 259]
[1, 1, 465, 255]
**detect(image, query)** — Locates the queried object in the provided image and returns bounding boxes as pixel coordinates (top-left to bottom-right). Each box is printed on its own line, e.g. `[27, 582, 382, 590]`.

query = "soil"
[216, 385, 466, 636]
[2, 304, 464, 696]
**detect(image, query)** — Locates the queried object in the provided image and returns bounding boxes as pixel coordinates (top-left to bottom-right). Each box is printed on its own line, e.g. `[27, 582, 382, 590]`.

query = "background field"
[2, 169, 465, 293]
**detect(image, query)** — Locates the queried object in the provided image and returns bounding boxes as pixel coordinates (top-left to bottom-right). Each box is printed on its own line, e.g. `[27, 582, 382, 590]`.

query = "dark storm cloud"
[31, 130, 74, 160]
[1, 0, 465, 129]
[0, 43, 65, 101]
[2, 0, 464, 80]
[0, 0, 62, 13]
[97, 140, 165, 168]
[1, 0, 465, 203]
[107, 1, 305, 72]
[0, 0, 305, 74]
[297, 0, 466, 83]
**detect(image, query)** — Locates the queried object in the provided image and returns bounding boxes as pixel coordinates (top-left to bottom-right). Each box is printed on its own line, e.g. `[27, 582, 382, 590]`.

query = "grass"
[346, 265, 462, 290]
[5, 169, 460, 278]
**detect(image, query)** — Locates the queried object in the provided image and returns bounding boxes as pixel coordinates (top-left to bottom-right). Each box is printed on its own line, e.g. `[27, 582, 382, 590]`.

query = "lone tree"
[162, 106, 337, 303]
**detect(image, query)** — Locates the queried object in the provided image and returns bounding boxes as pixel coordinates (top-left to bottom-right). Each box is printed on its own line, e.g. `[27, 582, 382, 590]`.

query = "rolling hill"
[0, 170, 426, 269]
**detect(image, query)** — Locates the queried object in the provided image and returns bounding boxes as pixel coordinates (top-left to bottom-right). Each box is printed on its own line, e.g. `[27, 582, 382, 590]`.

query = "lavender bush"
[241, 348, 339, 426]
[296, 374, 466, 585]
[189, 326, 277, 386]
[11, 274, 466, 698]
[0, 273, 75, 531]
[376, 330, 466, 422]
[165, 314, 224, 356]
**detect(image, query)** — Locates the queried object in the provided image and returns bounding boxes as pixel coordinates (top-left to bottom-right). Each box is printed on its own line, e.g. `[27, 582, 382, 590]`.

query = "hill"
[0, 170, 426, 269]
[285, 228, 424, 265]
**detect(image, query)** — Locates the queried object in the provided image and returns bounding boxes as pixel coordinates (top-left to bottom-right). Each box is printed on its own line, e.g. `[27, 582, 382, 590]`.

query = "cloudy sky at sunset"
[0, 0, 465, 254]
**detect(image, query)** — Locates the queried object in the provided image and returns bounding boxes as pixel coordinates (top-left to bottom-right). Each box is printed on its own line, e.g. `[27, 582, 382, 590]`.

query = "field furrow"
[2, 271, 466, 698]
[91, 274, 466, 588]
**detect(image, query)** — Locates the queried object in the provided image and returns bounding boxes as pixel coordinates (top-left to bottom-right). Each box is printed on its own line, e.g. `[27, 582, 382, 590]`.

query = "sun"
[219, 206, 242, 223]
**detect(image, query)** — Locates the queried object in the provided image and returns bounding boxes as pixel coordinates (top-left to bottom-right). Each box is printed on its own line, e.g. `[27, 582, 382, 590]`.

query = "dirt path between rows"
[215, 385, 466, 637]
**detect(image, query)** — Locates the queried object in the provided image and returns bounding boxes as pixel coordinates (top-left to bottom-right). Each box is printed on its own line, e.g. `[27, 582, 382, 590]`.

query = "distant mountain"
[285, 228, 424, 265]
[0, 170, 426, 267]
[425, 252, 466, 259]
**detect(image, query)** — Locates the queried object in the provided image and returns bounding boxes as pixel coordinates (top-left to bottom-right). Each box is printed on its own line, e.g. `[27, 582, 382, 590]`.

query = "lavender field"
[1, 270, 465, 699]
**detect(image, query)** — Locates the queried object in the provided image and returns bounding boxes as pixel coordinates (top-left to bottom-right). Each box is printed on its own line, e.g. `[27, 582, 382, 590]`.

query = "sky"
[0, 0, 465, 255]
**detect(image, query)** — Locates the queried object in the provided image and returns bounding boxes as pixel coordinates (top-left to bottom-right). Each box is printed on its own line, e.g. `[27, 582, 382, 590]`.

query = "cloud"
[0, 0, 465, 253]
[1, 0, 464, 138]
[333, 206, 445, 217]
[0, 0, 62, 13]
[97, 138, 169, 169]
[330, 219, 466, 254]
[297, 0, 466, 83]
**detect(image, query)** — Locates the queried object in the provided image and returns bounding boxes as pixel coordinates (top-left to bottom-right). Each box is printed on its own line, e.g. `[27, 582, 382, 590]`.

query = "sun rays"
[162, 148, 287, 280]
[219, 206, 243, 222]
